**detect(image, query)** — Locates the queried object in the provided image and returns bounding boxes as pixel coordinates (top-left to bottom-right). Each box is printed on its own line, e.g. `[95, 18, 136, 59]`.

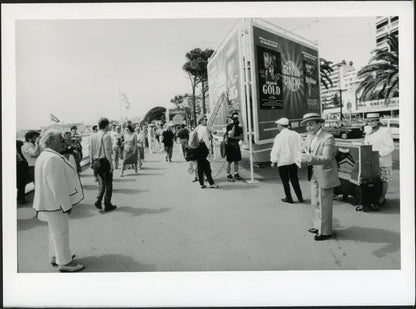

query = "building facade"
[375, 16, 399, 51]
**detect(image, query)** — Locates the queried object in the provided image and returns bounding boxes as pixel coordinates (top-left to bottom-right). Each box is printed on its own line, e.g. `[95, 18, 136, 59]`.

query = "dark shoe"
[314, 234, 332, 241]
[210, 184, 219, 188]
[308, 228, 318, 234]
[281, 198, 293, 204]
[298, 198, 304, 203]
[234, 173, 243, 181]
[101, 204, 117, 213]
[94, 202, 102, 210]
[50, 254, 76, 267]
[192, 178, 198, 182]
[58, 261, 85, 272]
[227, 174, 235, 182]
[200, 185, 207, 189]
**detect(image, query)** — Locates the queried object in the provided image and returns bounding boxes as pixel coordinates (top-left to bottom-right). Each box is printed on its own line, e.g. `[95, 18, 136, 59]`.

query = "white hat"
[275, 117, 289, 126]
[300, 112, 325, 125]
[366, 113, 380, 120]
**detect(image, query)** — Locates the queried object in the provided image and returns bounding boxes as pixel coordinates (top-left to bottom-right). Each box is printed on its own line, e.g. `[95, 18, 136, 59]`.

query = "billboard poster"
[256, 46, 283, 109]
[302, 51, 319, 109]
[252, 25, 320, 142]
[207, 31, 241, 130]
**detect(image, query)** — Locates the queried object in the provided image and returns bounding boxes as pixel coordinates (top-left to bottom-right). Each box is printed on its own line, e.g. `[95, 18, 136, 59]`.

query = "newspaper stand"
[334, 142, 382, 211]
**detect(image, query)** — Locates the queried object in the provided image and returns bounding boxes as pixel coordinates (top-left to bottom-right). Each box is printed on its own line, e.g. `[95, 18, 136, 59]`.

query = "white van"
[380, 118, 399, 140]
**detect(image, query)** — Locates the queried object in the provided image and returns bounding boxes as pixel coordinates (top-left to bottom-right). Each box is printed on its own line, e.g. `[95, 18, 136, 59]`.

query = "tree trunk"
[192, 83, 197, 127]
[201, 81, 207, 115]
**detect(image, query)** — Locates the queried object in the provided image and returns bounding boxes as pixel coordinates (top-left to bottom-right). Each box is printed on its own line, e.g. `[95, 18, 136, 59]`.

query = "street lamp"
[336, 88, 347, 120]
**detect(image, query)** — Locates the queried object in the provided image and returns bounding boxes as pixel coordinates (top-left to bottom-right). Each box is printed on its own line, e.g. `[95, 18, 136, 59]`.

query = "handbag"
[220, 132, 228, 158]
[184, 146, 197, 162]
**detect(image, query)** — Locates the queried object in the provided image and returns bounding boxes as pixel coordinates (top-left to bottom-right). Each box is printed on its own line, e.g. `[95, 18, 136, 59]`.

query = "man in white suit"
[300, 113, 340, 241]
[33, 130, 85, 272]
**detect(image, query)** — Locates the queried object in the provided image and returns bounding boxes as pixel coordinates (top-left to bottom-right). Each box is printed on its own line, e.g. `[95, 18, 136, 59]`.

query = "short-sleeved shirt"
[226, 124, 243, 145]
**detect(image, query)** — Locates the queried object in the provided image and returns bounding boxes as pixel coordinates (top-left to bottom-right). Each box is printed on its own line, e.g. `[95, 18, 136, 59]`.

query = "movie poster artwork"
[256, 46, 283, 110]
[302, 52, 319, 109]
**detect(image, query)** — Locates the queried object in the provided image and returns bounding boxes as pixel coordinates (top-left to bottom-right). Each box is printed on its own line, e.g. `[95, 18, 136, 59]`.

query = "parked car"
[380, 118, 399, 140]
[323, 120, 364, 139]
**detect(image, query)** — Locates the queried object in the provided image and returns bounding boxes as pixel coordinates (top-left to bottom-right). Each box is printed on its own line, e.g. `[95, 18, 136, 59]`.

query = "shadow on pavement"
[81, 184, 97, 191]
[217, 183, 260, 191]
[17, 216, 47, 232]
[70, 203, 99, 219]
[76, 254, 156, 272]
[377, 198, 400, 214]
[136, 173, 165, 176]
[113, 178, 135, 182]
[113, 189, 150, 195]
[335, 226, 400, 257]
[116, 206, 171, 217]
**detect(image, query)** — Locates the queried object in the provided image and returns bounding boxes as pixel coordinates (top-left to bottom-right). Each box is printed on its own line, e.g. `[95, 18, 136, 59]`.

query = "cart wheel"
[341, 132, 348, 139]
[355, 205, 364, 211]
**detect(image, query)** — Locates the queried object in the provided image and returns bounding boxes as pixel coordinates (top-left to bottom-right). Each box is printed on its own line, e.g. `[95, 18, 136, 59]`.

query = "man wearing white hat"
[300, 113, 340, 241]
[363, 113, 394, 206]
[270, 117, 304, 203]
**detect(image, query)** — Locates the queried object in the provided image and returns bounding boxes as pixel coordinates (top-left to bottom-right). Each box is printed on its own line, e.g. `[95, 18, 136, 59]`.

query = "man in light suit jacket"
[33, 130, 85, 272]
[300, 113, 340, 241]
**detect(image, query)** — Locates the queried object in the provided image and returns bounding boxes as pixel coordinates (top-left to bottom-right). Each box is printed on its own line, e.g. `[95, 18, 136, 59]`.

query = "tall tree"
[320, 57, 334, 90]
[182, 48, 214, 125]
[142, 106, 167, 124]
[357, 34, 398, 102]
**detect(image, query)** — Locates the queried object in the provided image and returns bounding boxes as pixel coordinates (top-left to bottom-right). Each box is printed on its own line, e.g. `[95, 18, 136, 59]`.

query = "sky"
[15, 17, 376, 130]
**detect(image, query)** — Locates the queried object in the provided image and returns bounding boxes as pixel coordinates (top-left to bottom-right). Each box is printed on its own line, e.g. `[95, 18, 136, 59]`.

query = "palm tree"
[320, 57, 334, 89]
[357, 34, 398, 102]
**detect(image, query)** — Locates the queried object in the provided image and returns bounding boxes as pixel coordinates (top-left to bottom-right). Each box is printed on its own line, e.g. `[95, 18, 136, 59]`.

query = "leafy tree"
[170, 94, 192, 124]
[357, 34, 398, 102]
[142, 106, 167, 124]
[320, 57, 334, 90]
[182, 48, 214, 124]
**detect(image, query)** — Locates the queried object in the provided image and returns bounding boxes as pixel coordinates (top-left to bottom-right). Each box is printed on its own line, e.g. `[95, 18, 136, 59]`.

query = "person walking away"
[147, 124, 156, 153]
[70, 126, 83, 173]
[121, 125, 138, 176]
[176, 124, 190, 159]
[110, 125, 123, 169]
[134, 126, 145, 169]
[22, 130, 41, 183]
[195, 115, 219, 189]
[225, 112, 243, 181]
[33, 129, 84, 272]
[89, 117, 117, 212]
[300, 113, 340, 241]
[162, 125, 175, 162]
[16, 140, 29, 204]
[270, 117, 304, 204]
[363, 113, 394, 207]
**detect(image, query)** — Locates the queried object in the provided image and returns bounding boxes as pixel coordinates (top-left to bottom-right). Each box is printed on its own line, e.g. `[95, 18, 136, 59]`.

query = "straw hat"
[366, 113, 380, 120]
[300, 113, 325, 125]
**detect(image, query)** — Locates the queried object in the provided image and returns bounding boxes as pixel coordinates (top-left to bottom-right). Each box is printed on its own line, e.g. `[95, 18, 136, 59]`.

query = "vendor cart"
[334, 142, 382, 211]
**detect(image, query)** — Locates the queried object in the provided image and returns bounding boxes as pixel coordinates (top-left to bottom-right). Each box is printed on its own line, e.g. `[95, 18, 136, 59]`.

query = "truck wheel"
[341, 133, 348, 139]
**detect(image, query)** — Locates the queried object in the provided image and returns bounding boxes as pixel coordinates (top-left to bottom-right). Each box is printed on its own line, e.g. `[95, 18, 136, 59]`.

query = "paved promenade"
[17, 143, 400, 272]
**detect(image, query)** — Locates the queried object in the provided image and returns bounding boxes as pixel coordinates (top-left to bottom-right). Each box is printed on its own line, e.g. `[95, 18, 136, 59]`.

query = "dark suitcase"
[334, 142, 382, 211]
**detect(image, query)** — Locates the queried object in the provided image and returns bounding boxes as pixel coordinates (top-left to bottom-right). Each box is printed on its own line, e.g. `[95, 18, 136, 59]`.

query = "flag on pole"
[50, 113, 60, 123]
[120, 92, 130, 109]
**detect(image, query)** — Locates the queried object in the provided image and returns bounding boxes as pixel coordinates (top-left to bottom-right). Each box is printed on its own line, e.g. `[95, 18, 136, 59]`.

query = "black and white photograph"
[2, 1, 414, 307]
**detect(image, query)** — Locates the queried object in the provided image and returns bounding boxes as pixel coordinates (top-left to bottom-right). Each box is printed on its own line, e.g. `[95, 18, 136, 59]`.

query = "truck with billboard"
[207, 18, 321, 178]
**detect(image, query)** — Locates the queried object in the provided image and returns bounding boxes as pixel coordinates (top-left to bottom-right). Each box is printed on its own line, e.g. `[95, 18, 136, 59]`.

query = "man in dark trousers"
[162, 125, 175, 162]
[89, 118, 116, 213]
[270, 117, 304, 204]
[176, 124, 189, 159]
[225, 112, 243, 182]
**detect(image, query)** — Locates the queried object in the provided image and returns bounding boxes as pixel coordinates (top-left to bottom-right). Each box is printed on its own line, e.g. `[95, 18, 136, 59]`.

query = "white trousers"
[310, 176, 333, 236]
[45, 211, 72, 266]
